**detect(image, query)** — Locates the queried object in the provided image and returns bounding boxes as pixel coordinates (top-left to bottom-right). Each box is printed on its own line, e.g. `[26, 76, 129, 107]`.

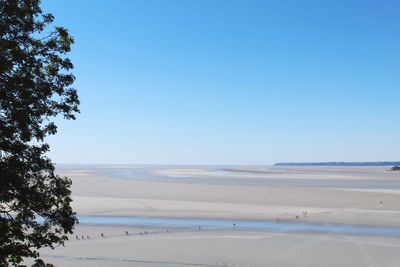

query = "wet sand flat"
[66, 165, 400, 226]
[36, 165, 400, 267]
[39, 225, 400, 267]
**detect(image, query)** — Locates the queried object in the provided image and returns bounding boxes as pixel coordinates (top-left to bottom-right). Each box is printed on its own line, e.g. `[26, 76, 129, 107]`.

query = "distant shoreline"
[274, 162, 400, 167]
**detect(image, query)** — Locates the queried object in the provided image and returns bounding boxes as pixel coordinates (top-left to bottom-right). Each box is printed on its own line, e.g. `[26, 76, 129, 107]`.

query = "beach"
[37, 165, 400, 266]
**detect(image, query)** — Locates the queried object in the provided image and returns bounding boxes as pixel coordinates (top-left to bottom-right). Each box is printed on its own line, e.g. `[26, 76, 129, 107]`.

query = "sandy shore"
[33, 165, 400, 267]
[38, 225, 400, 267]
[68, 166, 400, 226]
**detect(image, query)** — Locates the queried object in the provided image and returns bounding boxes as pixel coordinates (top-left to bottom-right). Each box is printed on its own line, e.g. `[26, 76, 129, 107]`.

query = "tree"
[391, 166, 400, 171]
[0, 0, 79, 265]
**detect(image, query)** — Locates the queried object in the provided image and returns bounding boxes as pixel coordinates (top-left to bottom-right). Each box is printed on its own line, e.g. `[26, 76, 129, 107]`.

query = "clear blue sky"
[43, 0, 400, 165]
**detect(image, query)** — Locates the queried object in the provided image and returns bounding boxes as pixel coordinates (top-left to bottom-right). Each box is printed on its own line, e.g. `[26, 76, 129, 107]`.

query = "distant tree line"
[274, 162, 400, 167]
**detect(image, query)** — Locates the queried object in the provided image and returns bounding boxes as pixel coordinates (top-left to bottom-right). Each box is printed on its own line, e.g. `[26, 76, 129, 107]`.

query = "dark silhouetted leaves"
[0, 0, 79, 266]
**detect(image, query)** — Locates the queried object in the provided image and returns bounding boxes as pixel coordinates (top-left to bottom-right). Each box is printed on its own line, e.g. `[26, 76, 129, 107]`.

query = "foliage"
[391, 166, 400, 171]
[0, 0, 79, 265]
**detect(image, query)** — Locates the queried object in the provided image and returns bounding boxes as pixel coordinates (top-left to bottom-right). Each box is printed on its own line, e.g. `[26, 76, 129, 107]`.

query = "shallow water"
[72, 165, 400, 189]
[77, 215, 400, 237]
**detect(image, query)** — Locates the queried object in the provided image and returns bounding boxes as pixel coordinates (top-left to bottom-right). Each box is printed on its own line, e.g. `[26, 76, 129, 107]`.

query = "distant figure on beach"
[198, 225, 201, 230]
[81, 235, 85, 240]
[302, 211, 308, 217]
[380, 200, 383, 204]
[233, 223, 236, 229]
[125, 231, 128, 235]
[87, 235, 90, 239]
[75, 235, 79, 240]
[101, 233, 104, 237]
